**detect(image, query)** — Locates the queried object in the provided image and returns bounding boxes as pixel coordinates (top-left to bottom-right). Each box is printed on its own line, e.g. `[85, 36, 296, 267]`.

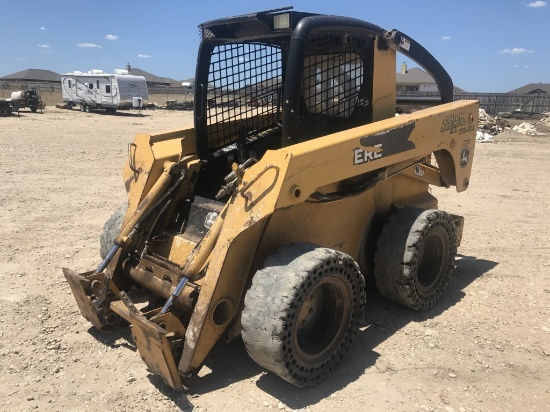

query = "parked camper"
[181, 81, 195, 94]
[61, 70, 148, 113]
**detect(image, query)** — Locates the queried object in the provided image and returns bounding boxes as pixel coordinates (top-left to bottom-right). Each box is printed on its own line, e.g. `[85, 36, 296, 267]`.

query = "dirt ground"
[1, 107, 549, 412]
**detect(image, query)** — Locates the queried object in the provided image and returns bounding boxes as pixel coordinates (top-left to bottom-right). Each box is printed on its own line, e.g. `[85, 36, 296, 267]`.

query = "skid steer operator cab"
[192, 7, 453, 199]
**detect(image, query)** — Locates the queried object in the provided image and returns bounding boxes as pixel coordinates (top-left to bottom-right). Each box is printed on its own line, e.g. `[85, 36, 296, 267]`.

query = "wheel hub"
[295, 276, 350, 363]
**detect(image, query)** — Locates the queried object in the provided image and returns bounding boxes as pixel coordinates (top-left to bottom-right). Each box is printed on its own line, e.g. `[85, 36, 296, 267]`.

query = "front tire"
[374, 208, 456, 310]
[241, 243, 365, 386]
[99, 204, 127, 260]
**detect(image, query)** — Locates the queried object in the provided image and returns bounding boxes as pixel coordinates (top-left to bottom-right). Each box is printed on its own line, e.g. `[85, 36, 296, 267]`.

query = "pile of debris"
[478, 108, 493, 124]
[161, 100, 193, 110]
[512, 122, 542, 135]
[476, 109, 548, 141]
[476, 130, 493, 143]
[478, 108, 510, 136]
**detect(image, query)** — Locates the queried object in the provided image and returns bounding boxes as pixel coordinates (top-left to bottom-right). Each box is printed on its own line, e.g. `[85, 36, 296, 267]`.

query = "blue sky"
[0, 0, 548, 92]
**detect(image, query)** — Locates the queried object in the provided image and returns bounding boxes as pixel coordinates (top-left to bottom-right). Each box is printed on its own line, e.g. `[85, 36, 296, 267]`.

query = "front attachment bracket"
[111, 292, 186, 391]
[63, 268, 119, 329]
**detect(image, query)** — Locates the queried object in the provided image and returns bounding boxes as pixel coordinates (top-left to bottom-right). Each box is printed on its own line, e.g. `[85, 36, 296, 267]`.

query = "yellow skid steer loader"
[64, 7, 478, 390]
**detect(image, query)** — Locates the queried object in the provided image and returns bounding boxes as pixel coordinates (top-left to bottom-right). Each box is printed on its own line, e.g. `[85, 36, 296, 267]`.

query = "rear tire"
[374, 208, 456, 310]
[241, 243, 365, 386]
[85, 105, 92, 113]
[99, 204, 128, 260]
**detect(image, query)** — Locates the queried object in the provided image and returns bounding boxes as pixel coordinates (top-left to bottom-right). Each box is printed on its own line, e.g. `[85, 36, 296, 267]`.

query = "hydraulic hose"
[96, 161, 184, 275]
[116, 161, 183, 246]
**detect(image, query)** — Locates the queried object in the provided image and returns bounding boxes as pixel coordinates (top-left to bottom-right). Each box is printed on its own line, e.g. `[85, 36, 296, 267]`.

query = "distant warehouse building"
[122, 65, 181, 88]
[0, 69, 62, 101]
[507, 83, 550, 95]
[0, 68, 61, 85]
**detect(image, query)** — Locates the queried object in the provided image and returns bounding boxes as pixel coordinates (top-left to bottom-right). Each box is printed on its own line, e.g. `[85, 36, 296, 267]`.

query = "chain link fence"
[454, 92, 550, 114]
[398, 90, 550, 114]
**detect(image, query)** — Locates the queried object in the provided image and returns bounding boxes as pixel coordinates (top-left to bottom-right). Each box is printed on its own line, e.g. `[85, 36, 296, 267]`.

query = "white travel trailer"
[61, 69, 148, 113]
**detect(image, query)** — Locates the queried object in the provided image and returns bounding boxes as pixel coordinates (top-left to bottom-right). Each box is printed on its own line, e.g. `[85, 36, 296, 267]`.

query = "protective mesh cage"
[299, 33, 373, 140]
[200, 25, 215, 40]
[206, 43, 282, 150]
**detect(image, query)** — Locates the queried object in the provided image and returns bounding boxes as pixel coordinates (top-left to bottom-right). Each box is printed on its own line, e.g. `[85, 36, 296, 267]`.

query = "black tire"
[80, 104, 85, 112]
[30, 107, 37, 113]
[85, 105, 92, 113]
[358, 216, 386, 285]
[374, 208, 456, 310]
[241, 243, 366, 387]
[99, 204, 128, 260]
